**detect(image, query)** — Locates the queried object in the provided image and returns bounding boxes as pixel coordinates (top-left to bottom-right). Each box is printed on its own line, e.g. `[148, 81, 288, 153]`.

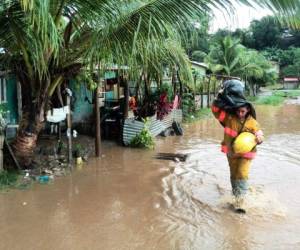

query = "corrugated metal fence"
[123, 109, 182, 145]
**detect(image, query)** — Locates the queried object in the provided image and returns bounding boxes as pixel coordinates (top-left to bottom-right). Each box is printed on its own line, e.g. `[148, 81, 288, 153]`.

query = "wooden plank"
[95, 86, 101, 157]
[155, 152, 188, 162]
[4, 138, 21, 170]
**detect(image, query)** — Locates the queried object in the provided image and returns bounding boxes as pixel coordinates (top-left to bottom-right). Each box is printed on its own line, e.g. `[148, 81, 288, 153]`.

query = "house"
[0, 72, 22, 139]
[0, 72, 20, 125]
[283, 77, 300, 89]
[190, 61, 208, 79]
[0, 70, 124, 139]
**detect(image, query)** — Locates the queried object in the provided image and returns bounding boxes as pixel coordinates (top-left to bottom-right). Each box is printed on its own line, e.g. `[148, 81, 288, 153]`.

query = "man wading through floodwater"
[211, 80, 264, 213]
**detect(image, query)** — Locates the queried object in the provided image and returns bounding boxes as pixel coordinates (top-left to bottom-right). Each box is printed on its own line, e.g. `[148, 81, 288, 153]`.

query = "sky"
[210, 3, 273, 33]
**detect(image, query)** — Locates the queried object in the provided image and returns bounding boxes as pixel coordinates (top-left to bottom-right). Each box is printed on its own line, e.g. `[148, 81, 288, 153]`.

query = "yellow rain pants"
[227, 156, 251, 196]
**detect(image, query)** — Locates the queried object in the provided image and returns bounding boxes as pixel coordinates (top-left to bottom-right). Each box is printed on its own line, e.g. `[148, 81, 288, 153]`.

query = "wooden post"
[124, 79, 129, 119]
[5, 138, 21, 170]
[213, 77, 216, 97]
[177, 71, 183, 97]
[57, 122, 61, 140]
[95, 86, 101, 157]
[172, 70, 176, 96]
[207, 75, 211, 108]
[17, 81, 22, 123]
[194, 75, 197, 95]
[66, 95, 72, 163]
[200, 86, 203, 109]
[0, 135, 4, 172]
[117, 76, 120, 100]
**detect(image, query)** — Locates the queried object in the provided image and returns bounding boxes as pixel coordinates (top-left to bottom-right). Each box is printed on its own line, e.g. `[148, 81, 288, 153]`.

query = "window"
[0, 78, 7, 103]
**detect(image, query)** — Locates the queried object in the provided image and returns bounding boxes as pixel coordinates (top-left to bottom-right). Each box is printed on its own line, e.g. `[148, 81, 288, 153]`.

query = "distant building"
[283, 77, 300, 89]
[190, 61, 208, 79]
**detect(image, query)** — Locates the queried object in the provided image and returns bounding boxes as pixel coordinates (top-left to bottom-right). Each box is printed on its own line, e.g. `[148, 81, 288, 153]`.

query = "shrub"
[129, 119, 155, 149]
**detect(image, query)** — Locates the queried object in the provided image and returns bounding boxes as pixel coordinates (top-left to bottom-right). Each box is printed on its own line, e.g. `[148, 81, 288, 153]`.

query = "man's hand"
[256, 134, 264, 144]
[227, 151, 242, 159]
[255, 130, 264, 145]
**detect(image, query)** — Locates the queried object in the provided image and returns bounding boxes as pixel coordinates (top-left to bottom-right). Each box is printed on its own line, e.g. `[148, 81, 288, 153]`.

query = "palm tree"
[206, 36, 245, 76]
[0, 0, 209, 166]
[129, 34, 193, 98]
[0, 0, 299, 167]
[206, 36, 277, 95]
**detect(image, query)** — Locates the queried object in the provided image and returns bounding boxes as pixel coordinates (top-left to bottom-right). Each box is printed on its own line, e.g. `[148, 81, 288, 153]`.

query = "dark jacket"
[213, 79, 256, 119]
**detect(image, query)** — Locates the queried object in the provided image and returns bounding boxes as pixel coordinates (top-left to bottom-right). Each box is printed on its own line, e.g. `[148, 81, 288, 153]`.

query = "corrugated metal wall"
[123, 109, 182, 145]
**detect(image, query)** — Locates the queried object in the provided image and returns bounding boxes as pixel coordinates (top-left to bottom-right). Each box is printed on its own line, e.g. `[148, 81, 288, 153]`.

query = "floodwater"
[1, 101, 300, 250]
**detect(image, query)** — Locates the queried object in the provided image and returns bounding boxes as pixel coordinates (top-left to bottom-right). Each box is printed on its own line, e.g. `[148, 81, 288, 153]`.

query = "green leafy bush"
[129, 120, 155, 149]
[0, 170, 19, 189]
[182, 93, 196, 117]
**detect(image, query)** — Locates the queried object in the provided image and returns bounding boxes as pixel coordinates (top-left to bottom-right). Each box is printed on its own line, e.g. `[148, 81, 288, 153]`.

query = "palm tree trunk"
[11, 111, 44, 168]
[11, 76, 49, 168]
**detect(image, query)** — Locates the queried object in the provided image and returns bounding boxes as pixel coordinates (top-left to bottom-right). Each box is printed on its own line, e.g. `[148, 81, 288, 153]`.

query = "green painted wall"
[69, 80, 94, 123]
[1, 76, 18, 124]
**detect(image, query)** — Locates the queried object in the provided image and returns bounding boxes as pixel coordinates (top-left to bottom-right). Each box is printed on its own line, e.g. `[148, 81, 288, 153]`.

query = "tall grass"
[184, 108, 212, 123]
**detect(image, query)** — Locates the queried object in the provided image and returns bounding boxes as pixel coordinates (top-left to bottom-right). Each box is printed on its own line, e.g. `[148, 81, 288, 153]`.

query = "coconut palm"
[206, 36, 245, 76]
[0, 0, 208, 166]
[129, 34, 193, 97]
[0, 0, 299, 167]
[206, 36, 277, 95]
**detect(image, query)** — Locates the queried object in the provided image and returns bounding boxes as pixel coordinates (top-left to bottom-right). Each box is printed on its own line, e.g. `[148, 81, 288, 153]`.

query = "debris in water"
[155, 153, 189, 162]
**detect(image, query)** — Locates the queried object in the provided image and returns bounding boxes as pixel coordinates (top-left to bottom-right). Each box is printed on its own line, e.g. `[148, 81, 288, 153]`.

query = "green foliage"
[0, 104, 8, 114]
[184, 108, 212, 123]
[262, 47, 300, 71]
[242, 49, 278, 88]
[206, 35, 278, 94]
[253, 90, 300, 105]
[246, 96, 259, 102]
[255, 95, 285, 105]
[182, 92, 195, 116]
[0, 104, 8, 133]
[206, 36, 245, 76]
[249, 16, 282, 50]
[129, 36, 193, 91]
[129, 119, 154, 149]
[0, 170, 19, 190]
[191, 50, 207, 62]
[273, 90, 300, 98]
[280, 47, 300, 76]
[0, 170, 34, 190]
[158, 83, 173, 101]
[181, 15, 210, 57]
[73, 143, 83, 157]
[75, 73, 98, 91]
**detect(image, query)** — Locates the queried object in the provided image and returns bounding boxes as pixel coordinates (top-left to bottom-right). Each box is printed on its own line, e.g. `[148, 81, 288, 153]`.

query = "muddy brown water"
[1, 102, 300, 250]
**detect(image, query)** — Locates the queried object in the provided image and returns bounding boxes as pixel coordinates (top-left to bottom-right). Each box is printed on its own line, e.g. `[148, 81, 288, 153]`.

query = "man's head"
[236, 104, 250, 120]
